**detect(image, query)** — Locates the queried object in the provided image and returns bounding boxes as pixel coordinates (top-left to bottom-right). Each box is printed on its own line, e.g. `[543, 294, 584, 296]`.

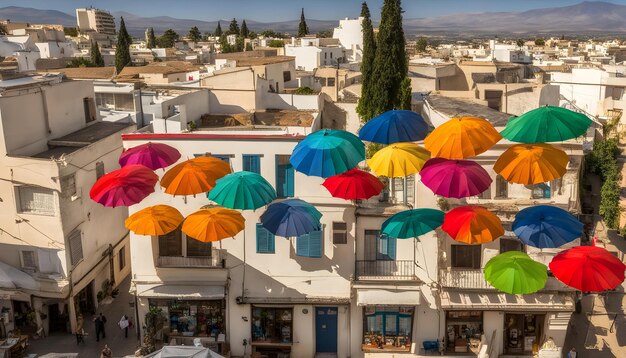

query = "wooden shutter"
[296, 230, 322, 258]
[159, 227, 182, 256]
[68, 230, 84, 266]
[21, 251, 37, 270]
[332, 222, 347, 244]
[256, 223, 275, 253]
[186, 235, 212, 257]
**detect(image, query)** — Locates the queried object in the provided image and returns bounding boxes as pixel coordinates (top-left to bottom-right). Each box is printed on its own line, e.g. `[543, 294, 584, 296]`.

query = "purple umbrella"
[420, 158, 492, 198]
[119, 142, 181, 170]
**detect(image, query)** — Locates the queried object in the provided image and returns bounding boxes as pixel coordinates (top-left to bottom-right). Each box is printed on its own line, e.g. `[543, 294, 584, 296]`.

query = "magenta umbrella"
[119, 142, 181, 170]
[420, 158, 492, 198]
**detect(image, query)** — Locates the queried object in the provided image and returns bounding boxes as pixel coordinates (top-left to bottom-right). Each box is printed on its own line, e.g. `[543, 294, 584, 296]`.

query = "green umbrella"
[208, 171, 276, 210]
[501, 106, 592, 143]
[381, 209, 444, 239]
[484, 251, 547, 294]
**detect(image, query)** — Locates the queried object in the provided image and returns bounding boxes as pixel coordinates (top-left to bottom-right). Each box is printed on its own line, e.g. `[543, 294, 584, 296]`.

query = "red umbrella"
[90, 164, 158, 207]
[119, 142, 181, 170]
[549, 245, 626, 292]
[322, 168, 384, 200]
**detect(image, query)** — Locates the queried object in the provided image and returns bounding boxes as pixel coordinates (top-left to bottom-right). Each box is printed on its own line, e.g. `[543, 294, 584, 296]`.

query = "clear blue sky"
[8, 0, 626, 21]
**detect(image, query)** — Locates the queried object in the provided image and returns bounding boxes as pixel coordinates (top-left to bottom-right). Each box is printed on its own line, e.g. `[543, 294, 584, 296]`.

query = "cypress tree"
[368, 0, 407, 117]
[298, 8, 309, 37]
[146, 27, 156, 49]
[356, 1, 377, 121]
[229, 18, 240, 36]
[115, 17, 132, 73]
[119, 17, 132, 45]
[215, 22, 222, 37]
[90, 40, 104, 67]
[398, 77, 412, 110]
[188, 26, 201, 42]
[241, 20, 249, 38]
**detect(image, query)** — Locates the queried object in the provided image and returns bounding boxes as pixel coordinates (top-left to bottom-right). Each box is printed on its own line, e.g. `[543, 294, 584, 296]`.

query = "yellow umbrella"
[493, 143, 568, 185]
[182, 207, 245, 242]
[125, 205, 183, 236]
[161, 156, 231, 196]
[424, 116, 501, 159]
[367, 142, 430, 177]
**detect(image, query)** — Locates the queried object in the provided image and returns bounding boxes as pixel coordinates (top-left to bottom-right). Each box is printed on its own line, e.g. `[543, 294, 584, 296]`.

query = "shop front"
[503, 313, 544, 355]
[250, 306, 293, 358]
[445, 311, 483, 354]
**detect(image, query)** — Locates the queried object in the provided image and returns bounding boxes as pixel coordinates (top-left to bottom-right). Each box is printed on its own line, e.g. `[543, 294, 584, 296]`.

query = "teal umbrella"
[501, 106, 592, 143]
[208, 171, 276, 210]
[382, 209, 444, 239]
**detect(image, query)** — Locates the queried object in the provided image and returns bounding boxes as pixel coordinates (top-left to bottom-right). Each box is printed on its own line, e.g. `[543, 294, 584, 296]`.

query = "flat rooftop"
[200, 110, 315, 129]
[425, 95, 511, 127]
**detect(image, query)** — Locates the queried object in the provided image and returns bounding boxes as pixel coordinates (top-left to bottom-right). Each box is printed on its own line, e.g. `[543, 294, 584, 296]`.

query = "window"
[531, 183, 551, 199]
[296, 230, 322, 258]
[363, 306, 414, 352]
[332, 222, 347, 244]
[150, 299, 225, 338]
[451, 244, 481, 269]
[17, 186, 57, 215]
[83, 97, 97, 123]
[20, 251, 37, 270]
[275, 155, 294, 198]
[68, 230, 84, 266]
[256, 223, 275, 254]
[392, 176, 415, 203]
[364, 230, 396, 261]
[212, 155, 232, 164]
[330, 52, 333, 59]
[159, 227, 182, 256]
[495, 175, 508, 199]
[242, 155, 261, 174]
[327, 77, 336, 87]
[500, 238, 525, 253]
[187, 235, 212, 257]
[479, 183, 491, 199]
[95, 161, 105, 180]
[316, 77, 327, 86]
[60, 174, 77, 198]
[283, 71, 291, 82]
[251, 307, 293, 343]
[445, 311, 484, 353]
[118, 246, 126, 270]
[325, 52, 328, 59]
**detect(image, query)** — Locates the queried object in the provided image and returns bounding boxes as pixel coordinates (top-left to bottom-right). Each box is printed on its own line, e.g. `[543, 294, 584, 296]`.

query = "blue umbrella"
[513, 205, 583, 248]
[290, 129, 365, 178]
[359, 110, 430, 144]
[260, 199, 322, 237]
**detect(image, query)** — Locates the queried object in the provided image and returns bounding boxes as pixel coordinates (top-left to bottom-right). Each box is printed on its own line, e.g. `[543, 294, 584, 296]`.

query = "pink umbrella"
[119, 142, 181, 170]
[420, 158, 492, 198]
[90, 164, 158, 207]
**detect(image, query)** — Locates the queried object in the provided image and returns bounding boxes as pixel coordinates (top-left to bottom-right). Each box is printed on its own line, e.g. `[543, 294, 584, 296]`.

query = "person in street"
[94, 315, 103, 342]
[100, 344, 112, 358]
[118, 315, 130, 338]
[568, 347, 577, 358]
[76, 314, 85, 345]
[100, 313, 107, 338]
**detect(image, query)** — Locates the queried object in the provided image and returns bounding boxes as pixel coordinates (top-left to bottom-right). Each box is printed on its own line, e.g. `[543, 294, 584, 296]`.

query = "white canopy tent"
[144, 346, 225, 358]
[0, 261, 38, 291]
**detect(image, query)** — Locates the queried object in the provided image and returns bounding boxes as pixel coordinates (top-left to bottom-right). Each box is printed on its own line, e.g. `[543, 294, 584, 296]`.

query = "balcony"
[439, 268, 575, 291]
[157, 249, 225, 268]
[355, 260, 417, 281]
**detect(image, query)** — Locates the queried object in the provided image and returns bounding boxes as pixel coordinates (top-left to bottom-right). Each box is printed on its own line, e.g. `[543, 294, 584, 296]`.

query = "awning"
[356, 288, 420, 306]
[136, 284, 225, 300]
[0, 261, 38, 291]
[440, 291, 575, 312]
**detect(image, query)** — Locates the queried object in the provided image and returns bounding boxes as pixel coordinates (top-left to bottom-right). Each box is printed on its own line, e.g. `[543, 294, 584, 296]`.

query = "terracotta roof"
[118, 61, 202, 77]
[45, 66, 116, 80]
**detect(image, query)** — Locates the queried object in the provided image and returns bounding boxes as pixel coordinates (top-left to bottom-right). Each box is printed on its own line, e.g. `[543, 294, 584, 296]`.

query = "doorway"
[315, 307, 338, 353]
[48, 303, 69, 333]
[75, 280, 95, 316]
[504, 313, 545, 355]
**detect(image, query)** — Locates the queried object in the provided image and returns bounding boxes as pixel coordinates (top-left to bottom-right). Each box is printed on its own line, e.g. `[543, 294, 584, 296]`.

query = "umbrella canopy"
[182, 207, 245, 242]
[144, 346, 225, 358]
[119, 142, 181, 170]
[125, 205, 184, 236]
[322, 168, 384, 200]
[484, 251, 548, 294]
[424, 116, 501, 159]
[420, 158, 492, 198]
[513, 205, 583, 248]
[0, 260, 39, 291]
[161, 156, 231, 196]
[260, 199, 322, 237]
[382, 208, 444, 239]
[90, 164, 158, 207]
[493, 144, 568, 185]
[442, 205, 504, 244]
[367, 142, 430, 178]
[549, 245, 626, 292]
[290, 129, 365, 178]
[358, 110, 429, 144]
[501, 106, 592, 143]
[208, 171, 276, 210]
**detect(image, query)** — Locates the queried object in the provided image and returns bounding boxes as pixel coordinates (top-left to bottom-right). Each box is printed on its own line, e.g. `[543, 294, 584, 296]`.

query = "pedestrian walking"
[94, 315, 103, 342]
[75, 314, 85, 345]
[100, 313, 107, 338]
[568, 347, 577, 358]
[118, 315, 129, 338]
[100, 344, 112, 358]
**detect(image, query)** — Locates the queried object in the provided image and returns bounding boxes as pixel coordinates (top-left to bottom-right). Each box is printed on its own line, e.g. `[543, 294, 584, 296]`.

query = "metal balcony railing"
[439, 269, 492, 289]
[355, 260, 417, 280]
[157, 249, 225, 268]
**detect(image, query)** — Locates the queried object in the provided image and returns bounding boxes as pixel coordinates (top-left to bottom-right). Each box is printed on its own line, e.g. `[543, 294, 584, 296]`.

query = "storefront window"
[445, 311, 483, 354]
[504, 314, 545, 355]
[362, 306, 414, 352]
[251, 307, 293, 343]
[149, 299, 225, 338]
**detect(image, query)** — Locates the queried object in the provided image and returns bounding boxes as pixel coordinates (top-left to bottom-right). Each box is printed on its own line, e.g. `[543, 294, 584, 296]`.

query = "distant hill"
[0, 6, 75, 26]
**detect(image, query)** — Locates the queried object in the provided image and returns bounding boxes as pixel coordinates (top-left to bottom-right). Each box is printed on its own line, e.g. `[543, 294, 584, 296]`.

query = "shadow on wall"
[207, 91, 250, 115]
[538, 85, 560, 107]
[321, 97, 347, 130]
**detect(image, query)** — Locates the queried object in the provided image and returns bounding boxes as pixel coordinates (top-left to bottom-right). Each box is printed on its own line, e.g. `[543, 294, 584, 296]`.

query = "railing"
[355, 260, 417, 281]
[157, 249, 225, 268]
[439, 269, 492, 289]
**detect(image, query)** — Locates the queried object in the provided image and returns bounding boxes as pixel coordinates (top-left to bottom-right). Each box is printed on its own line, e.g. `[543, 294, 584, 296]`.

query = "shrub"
[294, 86, 315, 95]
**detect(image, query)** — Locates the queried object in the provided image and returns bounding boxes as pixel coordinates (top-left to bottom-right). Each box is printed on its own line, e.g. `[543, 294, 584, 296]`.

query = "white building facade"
[332, 17, 364, 62]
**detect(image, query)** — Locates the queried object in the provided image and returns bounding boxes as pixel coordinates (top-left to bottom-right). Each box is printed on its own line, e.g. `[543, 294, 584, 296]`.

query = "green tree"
[66, 57, 93, 68]
[261, 29, 282, 38]
[228, 18, 240, 36]
[534, 38, 545, 46]
[157, 29, 179, 48]
[215, 21, 222, 37]
[516, 38, 525, 47]
[317, 29, 333, 38]
[416, 37, 428, 52]
[268, 39, 284, 48]
[356, 1, 377, 121]
[146, 27, 156, 49]
[398, 77, 412, 110]
[188, 26, 201, 42]
[219, 35, 233, 53]
[248, 31, 257, 39]
[241, 20, 249, 38]
[245, 42, 253, 51]
[295, 86, 315, 95]
[235, 36, 245, 52]
[115, 16, 132, 73]
[64, 27, 78, 37]
[90, 40, 104, 67]
[298, 8, 309, 37]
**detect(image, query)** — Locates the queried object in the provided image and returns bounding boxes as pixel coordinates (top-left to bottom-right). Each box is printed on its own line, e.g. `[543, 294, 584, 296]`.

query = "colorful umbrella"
[420, 158, 492, 198]
[501, 106, 592, 143]
[260, 199, 322, 237]
[549, 245, 626, 292]
[424, 116, 501, 159]
[161, 156, 231, 196]
[290, 129, 365, 178]
[382, 208, 444, 239]
[125, 205, 183, 236]
[493, 144, 568, 185]
[367, 142, 430, 178]
[513, 205, 583, 248]
[90, 164, 158, 207]
[119, 142, 181, 170]
[208, 171, 276, 210]
[442, 205, 504, 244]
[358, 110, 429, 144]
[182, 207, 245, 242]
[484, 251, 548, 294]
[322, 168, 384, 200]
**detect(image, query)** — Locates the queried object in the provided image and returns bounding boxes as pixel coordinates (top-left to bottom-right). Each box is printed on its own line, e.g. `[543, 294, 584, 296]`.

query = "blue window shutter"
[386, 234, 396, 260]
[377, 234, 396, 260]
[309, 230, 322, 258]
[296, 233, 310, 257]
[243, 155, 261, 174]
[285, 164, 294, 197]
[213, 155, 231, 164]
[256, 223, 275, 253]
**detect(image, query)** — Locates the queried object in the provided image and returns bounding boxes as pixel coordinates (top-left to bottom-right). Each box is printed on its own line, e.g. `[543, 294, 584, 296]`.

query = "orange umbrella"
[442, 205, 504, 244]
[182, 207, 245, 242]
[493, 143, 568, 185]
[125, 205, 183, 236]
[161, 156, 231, 195]
[424, 117, 501, 159]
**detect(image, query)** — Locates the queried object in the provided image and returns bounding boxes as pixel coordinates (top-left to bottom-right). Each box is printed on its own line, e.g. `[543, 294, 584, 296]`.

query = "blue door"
[276, 155, 294, 197]
[316, 307, 338, 353]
